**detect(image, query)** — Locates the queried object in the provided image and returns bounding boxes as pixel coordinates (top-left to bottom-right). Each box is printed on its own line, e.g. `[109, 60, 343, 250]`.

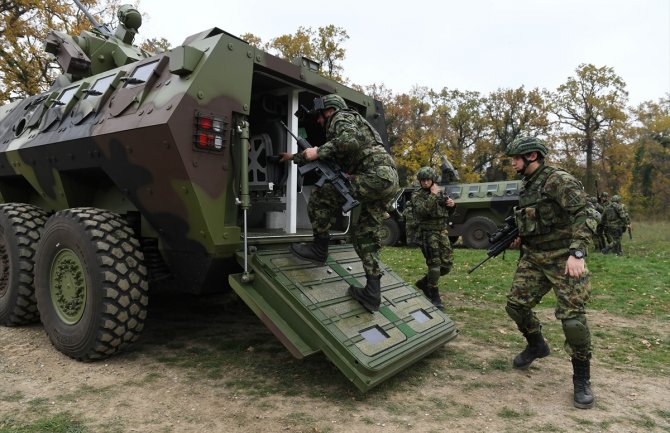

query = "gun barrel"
[72, 0, 112, 34]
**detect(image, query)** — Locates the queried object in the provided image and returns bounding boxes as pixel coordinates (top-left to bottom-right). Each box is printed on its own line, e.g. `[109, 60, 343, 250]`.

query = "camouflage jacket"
[410, 187, 455, 231]
[514, 164, 596, 252]
[294, 109, 395, 174]
[601, 202, 630, 228]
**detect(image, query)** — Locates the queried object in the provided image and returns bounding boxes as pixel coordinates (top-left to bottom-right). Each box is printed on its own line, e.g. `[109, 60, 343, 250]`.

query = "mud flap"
[229, 244, 458, 392]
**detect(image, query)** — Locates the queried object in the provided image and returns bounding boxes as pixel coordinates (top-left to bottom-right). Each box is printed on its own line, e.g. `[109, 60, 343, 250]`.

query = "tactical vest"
[515, 165, 573, 249]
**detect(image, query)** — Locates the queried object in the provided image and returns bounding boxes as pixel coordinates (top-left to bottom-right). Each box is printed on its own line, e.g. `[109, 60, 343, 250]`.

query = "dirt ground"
[1, 291, 669, 433]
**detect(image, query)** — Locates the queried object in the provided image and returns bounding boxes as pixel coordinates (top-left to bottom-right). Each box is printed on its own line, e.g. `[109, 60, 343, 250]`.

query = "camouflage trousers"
[506, 248, 592, 359]
[308, 166, 399, 276]
[419, 228, 453, 289]
[603, 226, 624, 254]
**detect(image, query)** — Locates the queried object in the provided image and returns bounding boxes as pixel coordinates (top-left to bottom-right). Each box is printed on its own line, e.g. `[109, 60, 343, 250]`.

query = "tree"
[483, 87, 552, 179]
[551, 64, 628, 194]
[242, 25, 349, 84]
[628, 95, 670, 217]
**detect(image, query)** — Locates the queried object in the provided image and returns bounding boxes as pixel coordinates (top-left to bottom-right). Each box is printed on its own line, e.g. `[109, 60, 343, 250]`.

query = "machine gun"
[279, 121, 360, 213]
[467, 215, 519, 274]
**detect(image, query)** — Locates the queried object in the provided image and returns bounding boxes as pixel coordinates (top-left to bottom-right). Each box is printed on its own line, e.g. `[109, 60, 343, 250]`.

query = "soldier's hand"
[303, 146, 318, 161]
[430, 183, 440, 195]
[510, 237, 521, 249]
[279, 152, 293, 162]
[565, 255, 586, 278]
[445, 197, 455, 207]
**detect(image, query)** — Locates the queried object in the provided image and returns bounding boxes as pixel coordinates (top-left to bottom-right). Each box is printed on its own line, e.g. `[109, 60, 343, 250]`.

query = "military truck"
[0, 4, 457, 392]
[382, 159, 521, 249]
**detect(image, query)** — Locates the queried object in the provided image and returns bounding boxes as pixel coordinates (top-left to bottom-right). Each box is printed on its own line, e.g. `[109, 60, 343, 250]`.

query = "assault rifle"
[279, 121, 360, 213]
[467, 215, 519, 274]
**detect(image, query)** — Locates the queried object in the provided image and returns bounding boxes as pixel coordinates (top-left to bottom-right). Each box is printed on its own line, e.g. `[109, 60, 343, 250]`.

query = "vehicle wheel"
[461, 216, 497, 249]
[0, 203, 49, 325]
[35, 208, 148, 361]
[380, 218, 401, 246]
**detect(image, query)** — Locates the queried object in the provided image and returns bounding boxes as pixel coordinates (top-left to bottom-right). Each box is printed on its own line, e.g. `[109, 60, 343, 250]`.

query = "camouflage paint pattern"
[0, 21, 385, 293]
[601, 201, 630, 254]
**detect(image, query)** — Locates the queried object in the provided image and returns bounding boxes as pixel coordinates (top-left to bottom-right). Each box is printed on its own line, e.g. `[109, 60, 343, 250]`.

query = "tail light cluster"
[193, 112, 227, 152]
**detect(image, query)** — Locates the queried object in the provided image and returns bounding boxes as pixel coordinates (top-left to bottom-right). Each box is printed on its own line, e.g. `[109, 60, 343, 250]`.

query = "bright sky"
[136, 0, 670, 106]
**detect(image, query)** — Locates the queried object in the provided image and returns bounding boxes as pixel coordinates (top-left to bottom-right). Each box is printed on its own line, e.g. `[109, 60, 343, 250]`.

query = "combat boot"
[429, 287, 445, 311]
[348, 274, 382, 313]
[415, 276, 430, 298]
[290, 234, 329, 264]
[512, 331, 550, 369]
[572, 358, 595, 409]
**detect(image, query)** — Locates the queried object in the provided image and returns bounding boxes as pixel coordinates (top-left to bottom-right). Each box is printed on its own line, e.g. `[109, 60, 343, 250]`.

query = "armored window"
[125, 60, 159, 88]
[468, 185, 480, 194]
[505, 183, 519, 194]
[86, 74, 115, 98]
[487, 184, 499, 195]
[447, 185, 461, 199]
[360, 326, 389, 345]
[57, 86, 79, 105]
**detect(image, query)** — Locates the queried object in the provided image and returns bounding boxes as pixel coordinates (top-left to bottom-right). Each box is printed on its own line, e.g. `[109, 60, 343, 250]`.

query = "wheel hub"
[50, 248, 86, 324]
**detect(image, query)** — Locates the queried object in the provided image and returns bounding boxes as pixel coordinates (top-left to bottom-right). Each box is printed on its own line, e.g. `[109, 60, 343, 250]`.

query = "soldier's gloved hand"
[279, 152, 293, 162]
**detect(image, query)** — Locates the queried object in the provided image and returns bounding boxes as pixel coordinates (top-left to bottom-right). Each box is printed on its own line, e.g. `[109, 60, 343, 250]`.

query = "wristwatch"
[569, 249, 585, 259]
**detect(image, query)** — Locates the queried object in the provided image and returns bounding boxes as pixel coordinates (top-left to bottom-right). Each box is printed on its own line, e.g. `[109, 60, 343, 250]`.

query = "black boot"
[348, 274, 382, 313]
[429, 287, 445, 311]
[572, 358, 595, 409]
[512, 332, 550, 369]
[415, 276, 430, 297]
[290, 234, 329, 264]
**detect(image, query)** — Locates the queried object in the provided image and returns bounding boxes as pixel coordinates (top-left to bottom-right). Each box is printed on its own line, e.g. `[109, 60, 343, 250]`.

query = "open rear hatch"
[229, 243, 458, 392]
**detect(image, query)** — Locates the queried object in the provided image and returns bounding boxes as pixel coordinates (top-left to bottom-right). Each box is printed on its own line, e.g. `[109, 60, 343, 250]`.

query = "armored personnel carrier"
[0, 4, 457, 391]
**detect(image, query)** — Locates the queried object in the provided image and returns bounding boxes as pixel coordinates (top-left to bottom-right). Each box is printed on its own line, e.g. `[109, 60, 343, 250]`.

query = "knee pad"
[427, 266, 441, 285]
[440, 264, 452, 276]
[562, 317, 591, 347]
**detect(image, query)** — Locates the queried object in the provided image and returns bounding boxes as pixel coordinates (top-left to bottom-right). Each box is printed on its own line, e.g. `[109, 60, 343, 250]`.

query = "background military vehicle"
[0, 3, 457, 392]
[382, 158, 521, 249]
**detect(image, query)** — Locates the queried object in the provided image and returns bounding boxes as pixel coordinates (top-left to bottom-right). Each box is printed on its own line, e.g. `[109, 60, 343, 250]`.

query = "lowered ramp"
[229, 243, 458, 392]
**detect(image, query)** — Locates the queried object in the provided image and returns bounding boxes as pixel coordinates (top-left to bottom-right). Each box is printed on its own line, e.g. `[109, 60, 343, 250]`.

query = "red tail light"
[193, 112, 227, 152]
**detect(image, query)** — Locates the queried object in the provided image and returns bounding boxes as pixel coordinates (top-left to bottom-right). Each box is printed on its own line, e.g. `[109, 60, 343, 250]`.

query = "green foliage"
[0, 412, 89, 433]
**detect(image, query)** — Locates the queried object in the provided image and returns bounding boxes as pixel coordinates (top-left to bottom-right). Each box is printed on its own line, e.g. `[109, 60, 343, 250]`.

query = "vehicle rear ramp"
[229, 243, 458, 392]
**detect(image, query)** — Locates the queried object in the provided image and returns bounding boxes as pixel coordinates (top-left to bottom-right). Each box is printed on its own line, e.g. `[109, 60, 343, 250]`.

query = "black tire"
[380, 218, 401, 246]
[35, 208, 148, 361]
[461, 216, 497, 249]
[0, 203, 49, 325]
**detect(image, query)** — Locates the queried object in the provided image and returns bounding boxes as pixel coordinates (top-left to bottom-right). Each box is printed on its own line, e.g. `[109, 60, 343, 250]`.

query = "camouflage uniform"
[587, 197, 604, 250]
[411, 183, 454, 310]
[509, 164, 596, 360]
[291, 95, 399, 312]
[505, 136, 597, 409]
[401, 199, 419, 246]
[600, 196, 630, 255]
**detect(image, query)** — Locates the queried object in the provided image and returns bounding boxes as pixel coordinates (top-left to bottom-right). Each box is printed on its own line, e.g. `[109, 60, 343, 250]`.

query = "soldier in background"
[401, 199, 419, 246]
[601, 194, 631, 256]
[280, 94, 399, 312]
[411, 167, 456, 311]
[504, 137, 598, 409]
[588, 197, 605, 251]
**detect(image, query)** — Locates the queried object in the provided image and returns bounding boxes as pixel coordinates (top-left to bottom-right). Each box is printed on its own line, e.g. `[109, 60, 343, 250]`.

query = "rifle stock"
[468, 215, 519, 274]
[279, 121, 359, 213]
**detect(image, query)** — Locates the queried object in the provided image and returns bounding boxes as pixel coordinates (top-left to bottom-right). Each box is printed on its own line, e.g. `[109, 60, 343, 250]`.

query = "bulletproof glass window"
[446, 185, 461, 199]
[57, 86, 79, 105]
[125, 60, 159, 88]
[86, 74, 115, 98]
[505, 182, 519, 195]
[486, 184, 499, 196]
[468, 185, 480, 197]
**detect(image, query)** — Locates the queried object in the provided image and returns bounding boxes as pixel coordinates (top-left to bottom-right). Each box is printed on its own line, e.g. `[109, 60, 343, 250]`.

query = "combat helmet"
[612, 194, 621, 202]
[505, 137, 548, 157]
[601, 192, 609, 199]
[417, 166, 438, 183]
[313, 94, 347, 112]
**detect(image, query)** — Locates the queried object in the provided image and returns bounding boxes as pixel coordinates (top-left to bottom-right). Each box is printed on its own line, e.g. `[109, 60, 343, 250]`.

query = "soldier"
[401, 198, 420, 246]
[411, 167, 456, 310]
[504, 137, 598, 409]
[601, 194, 631, 255]
[588, 196, 605, 251]
[280, 94, 399, 312]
